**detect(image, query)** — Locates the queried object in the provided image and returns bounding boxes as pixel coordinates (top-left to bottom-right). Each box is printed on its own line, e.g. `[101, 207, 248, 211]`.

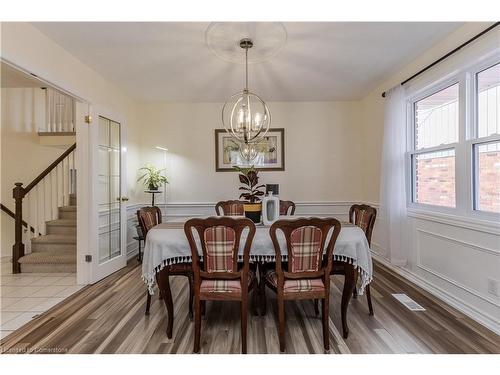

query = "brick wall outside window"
[415, 155, 455, 207]
[478, 150, 500, 213]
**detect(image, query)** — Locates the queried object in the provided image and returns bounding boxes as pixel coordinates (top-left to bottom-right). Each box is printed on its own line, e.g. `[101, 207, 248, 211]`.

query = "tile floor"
[0, 256, 84, 340]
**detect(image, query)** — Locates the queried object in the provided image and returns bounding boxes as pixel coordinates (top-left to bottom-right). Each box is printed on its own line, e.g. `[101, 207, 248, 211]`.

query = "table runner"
[141, 218, 373, 295]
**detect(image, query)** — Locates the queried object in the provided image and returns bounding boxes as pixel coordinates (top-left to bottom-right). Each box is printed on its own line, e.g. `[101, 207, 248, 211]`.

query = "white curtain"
[378, 85, 409, 266]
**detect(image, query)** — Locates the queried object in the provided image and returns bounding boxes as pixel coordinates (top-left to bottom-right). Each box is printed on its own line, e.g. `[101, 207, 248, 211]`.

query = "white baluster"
[50, 89, 55, 132]
[71, 99, 76, 132]
[52, 170, 57, 221]
[34, 185, 39, 239]
[56, 164, 61, 209]
[46, 88, 51, 132]
[44, 176, 49, 234]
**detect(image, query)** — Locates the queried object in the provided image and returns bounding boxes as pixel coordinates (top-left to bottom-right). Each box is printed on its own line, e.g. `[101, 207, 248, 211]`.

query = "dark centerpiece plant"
[234, 165, 265, 223]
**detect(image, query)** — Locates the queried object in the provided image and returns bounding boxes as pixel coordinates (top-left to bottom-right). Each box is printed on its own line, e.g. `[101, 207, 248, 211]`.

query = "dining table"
[141, 216, 373, 339]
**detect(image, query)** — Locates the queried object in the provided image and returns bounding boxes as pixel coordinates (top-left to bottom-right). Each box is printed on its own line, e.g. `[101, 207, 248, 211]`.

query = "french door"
[76, 104, 127, 284]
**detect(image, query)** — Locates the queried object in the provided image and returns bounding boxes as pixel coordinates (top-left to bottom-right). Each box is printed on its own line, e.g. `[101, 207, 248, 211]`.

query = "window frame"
[406, 51, 500, 222]
[406, 75, 463, 214]
[468, 55, 500, 220]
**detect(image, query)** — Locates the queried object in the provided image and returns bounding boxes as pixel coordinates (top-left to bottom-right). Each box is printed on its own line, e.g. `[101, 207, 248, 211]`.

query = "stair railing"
[11, 143, 76, 273]
[44, 87, 76, 133]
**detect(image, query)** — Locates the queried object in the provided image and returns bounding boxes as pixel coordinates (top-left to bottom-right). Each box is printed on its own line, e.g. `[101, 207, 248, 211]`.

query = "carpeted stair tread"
[46, 219, 77, 227]
[18, 252, 76, 264]
[58, 205, 76, 212]
[31, 234, 76, 244]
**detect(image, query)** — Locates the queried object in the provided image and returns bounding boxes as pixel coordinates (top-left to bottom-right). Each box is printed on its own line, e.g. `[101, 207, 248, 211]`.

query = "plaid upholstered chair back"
[137, 206, 162, 236]
[349, 204, 377, 246]
[215, 200, 245, 216]
[269, 218, 341, 279]
[279, 200, 296, 215]
[184, 217, 256, 278]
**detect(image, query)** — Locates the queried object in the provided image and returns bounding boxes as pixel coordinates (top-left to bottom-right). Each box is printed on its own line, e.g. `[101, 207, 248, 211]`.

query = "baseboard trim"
[371, 251, 500, 335]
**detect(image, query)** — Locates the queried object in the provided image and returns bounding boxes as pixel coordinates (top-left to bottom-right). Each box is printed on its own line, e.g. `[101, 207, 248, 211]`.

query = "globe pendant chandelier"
[222, 38, 271, 160]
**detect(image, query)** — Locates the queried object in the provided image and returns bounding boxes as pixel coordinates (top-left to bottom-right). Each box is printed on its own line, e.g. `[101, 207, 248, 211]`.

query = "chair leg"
[158, 270, 174, 339]
[352, 272, 359, 299]
[322, 298, 330, 352]
[313, 299, 319, 317]
[188, 274, 194, 320]
[278, 297, 286, 353]
[366, 284, 374, 316]
[145, 290, 151, 315]
[241, 297, 248, 354]
[252, 281, 259, 316]
[194, 296, 201, 353]
[259, 264, 267, 316]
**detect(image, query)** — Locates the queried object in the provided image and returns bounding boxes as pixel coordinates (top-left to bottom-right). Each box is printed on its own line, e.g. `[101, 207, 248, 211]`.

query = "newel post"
[12, 182, 25, 274]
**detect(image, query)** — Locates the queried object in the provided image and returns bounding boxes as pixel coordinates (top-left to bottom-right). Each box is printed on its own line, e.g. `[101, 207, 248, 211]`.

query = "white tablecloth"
[141, 217, 373, 295]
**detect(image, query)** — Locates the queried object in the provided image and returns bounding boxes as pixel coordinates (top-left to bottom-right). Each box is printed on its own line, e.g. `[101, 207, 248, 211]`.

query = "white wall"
[0, 22, 140, 257]
[0, 87, 67, 256]
[133, 101, 364, 205]
[360, 23, 500, 334]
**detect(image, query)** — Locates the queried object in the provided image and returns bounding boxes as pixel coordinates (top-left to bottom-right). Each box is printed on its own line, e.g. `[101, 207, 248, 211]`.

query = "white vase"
[262, 192, 280, 225]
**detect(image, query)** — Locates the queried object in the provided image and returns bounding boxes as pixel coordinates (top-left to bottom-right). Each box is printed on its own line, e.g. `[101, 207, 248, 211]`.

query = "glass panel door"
[98, 116, 122, 264]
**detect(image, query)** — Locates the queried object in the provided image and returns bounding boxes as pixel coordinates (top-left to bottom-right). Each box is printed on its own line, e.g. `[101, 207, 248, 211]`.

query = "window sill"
[407, 207, 500, 236]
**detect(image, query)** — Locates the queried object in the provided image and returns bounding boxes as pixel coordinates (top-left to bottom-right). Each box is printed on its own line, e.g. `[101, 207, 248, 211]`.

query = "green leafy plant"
[234, 165, 265, 203]
[137, 164, 168, 190]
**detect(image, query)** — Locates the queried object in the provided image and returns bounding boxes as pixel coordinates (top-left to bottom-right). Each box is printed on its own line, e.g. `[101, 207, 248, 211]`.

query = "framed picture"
[215, 128, 285, 172]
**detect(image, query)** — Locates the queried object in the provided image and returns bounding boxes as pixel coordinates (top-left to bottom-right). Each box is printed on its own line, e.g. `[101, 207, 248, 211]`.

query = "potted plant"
[234, 165, 265, 223]
[137, 164, 169, 191]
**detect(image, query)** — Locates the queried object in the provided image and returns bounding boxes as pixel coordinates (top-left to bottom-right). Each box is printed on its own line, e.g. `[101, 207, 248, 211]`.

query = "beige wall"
[360, 22, 498, 204]
[133, 101, 364, 204]
[0, 88, 68, 256]
[0, 22, 140, 256]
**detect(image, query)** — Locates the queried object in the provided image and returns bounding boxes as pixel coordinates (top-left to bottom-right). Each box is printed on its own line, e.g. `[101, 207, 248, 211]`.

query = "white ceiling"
[32, 22, 462, 102]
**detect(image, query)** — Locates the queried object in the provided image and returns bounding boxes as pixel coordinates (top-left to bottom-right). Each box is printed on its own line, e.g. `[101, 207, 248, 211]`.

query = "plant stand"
[144, 190, 163, 206]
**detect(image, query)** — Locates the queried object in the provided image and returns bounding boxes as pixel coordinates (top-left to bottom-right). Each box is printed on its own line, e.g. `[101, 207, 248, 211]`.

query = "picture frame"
[215, 128, 285, 172]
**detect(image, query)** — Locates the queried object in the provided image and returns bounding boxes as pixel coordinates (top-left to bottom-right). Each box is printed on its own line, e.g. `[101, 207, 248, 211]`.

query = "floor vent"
[392, 293, 426, 311]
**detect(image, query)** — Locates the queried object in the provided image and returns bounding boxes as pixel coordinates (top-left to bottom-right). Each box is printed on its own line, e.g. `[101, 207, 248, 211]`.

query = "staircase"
[18, 194, 77, 273]
[9, 142, 77, 274]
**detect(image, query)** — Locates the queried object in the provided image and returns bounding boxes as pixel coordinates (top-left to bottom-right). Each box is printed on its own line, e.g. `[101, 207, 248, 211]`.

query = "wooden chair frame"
[184, 216, 257, 353]
[137, 206, 194, 333]
[348, 204, 376, 315]
[279, 200, 296, 215]
[265, 217, 341, 352]
[215, 200, 245, 216]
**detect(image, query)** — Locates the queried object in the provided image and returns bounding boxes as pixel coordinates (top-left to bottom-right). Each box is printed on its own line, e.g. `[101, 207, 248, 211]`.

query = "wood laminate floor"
[1, 260, 499, 354]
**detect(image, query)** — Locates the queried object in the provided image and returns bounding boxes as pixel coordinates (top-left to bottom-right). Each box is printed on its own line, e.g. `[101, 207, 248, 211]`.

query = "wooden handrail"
[0, 203, 38, 234]
[11, 142, 76, 273]
[23, 143, 76, 196]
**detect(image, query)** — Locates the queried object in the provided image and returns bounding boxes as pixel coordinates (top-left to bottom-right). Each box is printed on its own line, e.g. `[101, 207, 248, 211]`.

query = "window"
[474, 141, 500, 213]
[477, 63, 500, 138]
[408, 55, 500, 219]
[473, 62, 500, 214]
[414, 83, 459, 149]
[411, 83, 459, 208]
[414, 149, 456, 207]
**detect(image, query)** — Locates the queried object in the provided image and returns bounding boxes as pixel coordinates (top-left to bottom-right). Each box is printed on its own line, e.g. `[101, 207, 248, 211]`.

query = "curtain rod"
[381, 22, 500, 98]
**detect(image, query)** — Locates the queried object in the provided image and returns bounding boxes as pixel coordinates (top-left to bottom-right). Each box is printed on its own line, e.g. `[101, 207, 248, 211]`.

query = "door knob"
[121, 196, 129, 202]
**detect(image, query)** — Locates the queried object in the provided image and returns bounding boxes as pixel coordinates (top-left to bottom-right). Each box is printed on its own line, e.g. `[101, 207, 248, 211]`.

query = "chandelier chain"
[245, 47, 249, 91]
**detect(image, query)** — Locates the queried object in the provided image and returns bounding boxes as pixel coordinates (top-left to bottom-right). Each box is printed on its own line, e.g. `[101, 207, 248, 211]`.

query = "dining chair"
[137, 206, 194, 321]
[215, 200, 245, 216]
[184, 216, 258, 353]
[348, 204, 376, 315]
[262, 217, 341, 352]
[316, 204, 377, 317]
[279, 200, 296, 215]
